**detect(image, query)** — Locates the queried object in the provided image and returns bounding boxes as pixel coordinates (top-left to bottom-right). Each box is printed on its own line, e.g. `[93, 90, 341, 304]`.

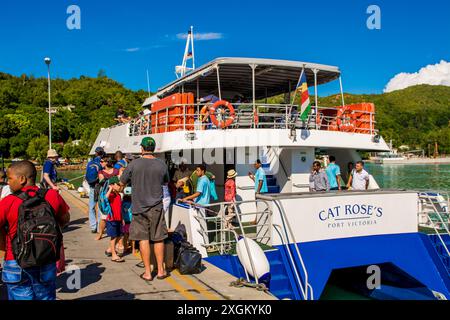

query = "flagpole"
[288, 67, 305, 118]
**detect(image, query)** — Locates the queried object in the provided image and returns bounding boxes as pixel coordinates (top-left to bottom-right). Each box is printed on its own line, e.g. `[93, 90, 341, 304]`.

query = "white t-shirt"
[0, 185, 11, 199]
[351, 169, 369, 190]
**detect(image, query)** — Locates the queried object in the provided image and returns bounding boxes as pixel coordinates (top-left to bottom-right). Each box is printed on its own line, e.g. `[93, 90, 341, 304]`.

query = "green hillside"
[316, 85, 450, 154]
[0, 72, 147, 161]
[0, 70, 449, 161]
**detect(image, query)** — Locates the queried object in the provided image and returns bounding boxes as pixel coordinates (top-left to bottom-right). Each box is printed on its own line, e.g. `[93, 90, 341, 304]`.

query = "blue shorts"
[106, 221, 122, 238]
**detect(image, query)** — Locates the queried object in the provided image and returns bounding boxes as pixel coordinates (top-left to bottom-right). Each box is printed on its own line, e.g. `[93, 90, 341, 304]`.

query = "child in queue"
[104, 176, 125, 262]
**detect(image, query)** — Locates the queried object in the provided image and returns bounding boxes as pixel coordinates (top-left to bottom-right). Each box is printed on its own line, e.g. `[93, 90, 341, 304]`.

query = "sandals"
[111, 257, 125, 263]
[156, 273, 170, 280]
[105, 250, 112, 257]
[136, 261, 145, 268]
[140, 273, 153, 282]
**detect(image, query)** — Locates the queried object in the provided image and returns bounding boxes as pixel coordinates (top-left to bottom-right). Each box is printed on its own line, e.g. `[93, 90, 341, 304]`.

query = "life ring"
[209, 100, 236, 129]
[336, 106, 357, 132]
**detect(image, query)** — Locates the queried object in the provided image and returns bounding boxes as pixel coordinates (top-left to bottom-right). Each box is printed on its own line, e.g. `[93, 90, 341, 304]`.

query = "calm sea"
[365, 163, 450, 193]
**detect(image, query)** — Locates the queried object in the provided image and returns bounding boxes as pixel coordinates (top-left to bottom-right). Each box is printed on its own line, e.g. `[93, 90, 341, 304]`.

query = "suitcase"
[150, 238, 175, 272]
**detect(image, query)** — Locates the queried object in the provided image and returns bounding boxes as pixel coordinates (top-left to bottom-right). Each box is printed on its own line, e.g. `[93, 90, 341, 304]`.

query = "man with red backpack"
[0, 160, 70, 300]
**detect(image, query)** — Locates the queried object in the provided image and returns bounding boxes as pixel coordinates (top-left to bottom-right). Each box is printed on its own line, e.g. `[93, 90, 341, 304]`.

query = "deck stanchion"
[314, 69, 318, 130]
[251, 64, 257, 129]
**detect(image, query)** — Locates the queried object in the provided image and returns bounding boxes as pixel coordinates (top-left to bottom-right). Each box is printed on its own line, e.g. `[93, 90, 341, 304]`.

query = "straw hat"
[47, 149, 58, 158]
[227, 169, 237, 179]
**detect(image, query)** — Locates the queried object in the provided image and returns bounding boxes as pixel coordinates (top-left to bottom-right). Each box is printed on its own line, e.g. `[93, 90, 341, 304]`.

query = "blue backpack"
[85, 159, 101, 186]
[98, 179, 112, 218]
[122, 200, 132, 223]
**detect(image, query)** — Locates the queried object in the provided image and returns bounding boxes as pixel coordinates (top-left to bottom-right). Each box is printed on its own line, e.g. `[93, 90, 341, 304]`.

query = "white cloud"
[125, 47, 140, 52]
[384, 60, 450, 93]
[176, 32, 223, 41]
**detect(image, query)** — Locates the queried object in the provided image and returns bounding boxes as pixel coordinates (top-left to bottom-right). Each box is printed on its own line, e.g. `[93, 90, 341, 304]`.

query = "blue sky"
[0, 0, 449, 95]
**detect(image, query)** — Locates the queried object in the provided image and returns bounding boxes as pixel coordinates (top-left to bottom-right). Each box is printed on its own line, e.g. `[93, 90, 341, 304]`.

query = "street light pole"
[45, 57, 52, 149]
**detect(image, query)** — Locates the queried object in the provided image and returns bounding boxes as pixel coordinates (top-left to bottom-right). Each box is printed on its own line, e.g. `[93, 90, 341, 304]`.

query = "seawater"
[365, 163, 450, 193]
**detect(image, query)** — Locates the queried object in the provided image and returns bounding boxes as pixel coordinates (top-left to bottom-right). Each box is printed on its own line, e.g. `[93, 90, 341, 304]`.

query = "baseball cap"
[141, 137, 156, 148]
[95, 146, 104, 153]
[108, 176, 120, 185]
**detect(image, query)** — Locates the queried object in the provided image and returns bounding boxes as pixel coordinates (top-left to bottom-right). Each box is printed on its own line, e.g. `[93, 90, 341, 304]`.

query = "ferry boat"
[91, 33, 450, 300]
[371, 140, 407, 164]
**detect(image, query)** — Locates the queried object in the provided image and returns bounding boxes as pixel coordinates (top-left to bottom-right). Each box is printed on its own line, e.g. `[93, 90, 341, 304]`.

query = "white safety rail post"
[216, 65, 222, 101]
[251, 64, 257, 129]
[313, 69, 318, 130]
[165, 108, 169, 133]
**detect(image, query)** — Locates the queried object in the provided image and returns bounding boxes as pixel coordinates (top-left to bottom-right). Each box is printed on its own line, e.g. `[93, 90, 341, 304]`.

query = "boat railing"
[418, 191, 450, 257]
[126, 103, 378, 136]
[179, 199, 272, 285]
[269, 199, 314, 300]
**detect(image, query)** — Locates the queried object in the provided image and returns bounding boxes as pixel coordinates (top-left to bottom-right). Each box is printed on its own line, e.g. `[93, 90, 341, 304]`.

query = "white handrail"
[418, 192, 450, 257]
[272, 200, 313, 300]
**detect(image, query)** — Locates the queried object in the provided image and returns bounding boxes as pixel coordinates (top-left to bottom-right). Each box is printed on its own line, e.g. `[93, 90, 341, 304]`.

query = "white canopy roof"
[157, 57, 341, 99]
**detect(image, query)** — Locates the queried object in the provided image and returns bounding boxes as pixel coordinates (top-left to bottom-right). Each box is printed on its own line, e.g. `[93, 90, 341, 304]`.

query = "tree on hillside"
[26, 135, 48, 163]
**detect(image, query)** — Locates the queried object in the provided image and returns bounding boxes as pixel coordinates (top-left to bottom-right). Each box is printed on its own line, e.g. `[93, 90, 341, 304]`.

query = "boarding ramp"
[169, 199, 313, 300]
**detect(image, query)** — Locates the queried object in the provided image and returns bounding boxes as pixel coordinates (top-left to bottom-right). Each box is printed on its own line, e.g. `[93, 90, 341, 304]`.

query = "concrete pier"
[54, 188, 275, 300]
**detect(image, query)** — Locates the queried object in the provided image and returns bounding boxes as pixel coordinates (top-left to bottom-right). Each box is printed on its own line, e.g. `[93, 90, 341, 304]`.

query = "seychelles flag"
[296, 71, 311, 121]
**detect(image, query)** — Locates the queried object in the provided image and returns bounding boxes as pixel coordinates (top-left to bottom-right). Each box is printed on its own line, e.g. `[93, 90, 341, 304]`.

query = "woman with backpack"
[95, 157, 120, 241]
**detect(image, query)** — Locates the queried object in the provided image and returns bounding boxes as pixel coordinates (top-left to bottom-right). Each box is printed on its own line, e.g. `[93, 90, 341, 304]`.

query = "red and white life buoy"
[209, 100, 236, 129]
[336, 106, 357, 132]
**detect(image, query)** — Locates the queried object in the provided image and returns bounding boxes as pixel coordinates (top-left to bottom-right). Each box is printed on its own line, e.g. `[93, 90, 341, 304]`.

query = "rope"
[229, 278, 270, 294]
[66, 175, 85, 183]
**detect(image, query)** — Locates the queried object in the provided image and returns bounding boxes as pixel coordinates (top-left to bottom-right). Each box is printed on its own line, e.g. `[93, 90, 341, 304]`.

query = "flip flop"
[136, 261, 145, 268]
[140, 273, 153, 282]
[104, 250, 112, 257]
[111, 257, 125, 263]
[156, 273, 170, 280]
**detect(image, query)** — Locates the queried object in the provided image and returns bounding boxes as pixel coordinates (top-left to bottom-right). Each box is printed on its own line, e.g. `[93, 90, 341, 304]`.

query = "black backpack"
[175, 241, 202, 275]
[10, 189, 63, 268]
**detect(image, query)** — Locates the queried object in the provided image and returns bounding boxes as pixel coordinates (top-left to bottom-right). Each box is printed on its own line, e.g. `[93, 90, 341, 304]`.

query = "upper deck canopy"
[156, 57, 341, 100]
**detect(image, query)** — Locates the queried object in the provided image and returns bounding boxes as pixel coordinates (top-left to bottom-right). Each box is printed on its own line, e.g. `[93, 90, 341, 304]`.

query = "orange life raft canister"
[336, 106, 357, 132]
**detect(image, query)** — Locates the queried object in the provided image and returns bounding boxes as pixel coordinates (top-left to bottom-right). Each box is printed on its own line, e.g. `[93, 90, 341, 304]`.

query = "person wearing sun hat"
[120, 136, 170, 281]
[224, 169, 238, 221]
[41, 149, 59, 190]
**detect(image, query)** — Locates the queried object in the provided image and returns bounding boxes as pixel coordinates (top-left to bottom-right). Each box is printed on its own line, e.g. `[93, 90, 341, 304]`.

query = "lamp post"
[44, 57, 52, 149]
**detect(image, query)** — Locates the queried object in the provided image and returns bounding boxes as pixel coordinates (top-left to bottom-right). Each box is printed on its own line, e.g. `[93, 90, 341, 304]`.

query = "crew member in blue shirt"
[326, 155, 342, 191]
[41, 149, 59, 190]
[248, 159, 268, 194]
[181, 163, 211, 206]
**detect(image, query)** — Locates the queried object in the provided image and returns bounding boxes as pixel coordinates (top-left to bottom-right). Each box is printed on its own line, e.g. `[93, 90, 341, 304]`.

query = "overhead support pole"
[190, 25, 195, 70]
[216, 65, 222, 101]
[313, 69, 318, 129]
[250, 64, 257, 129]
[339, 75, 345, 107]
[196, 78, 200, 116]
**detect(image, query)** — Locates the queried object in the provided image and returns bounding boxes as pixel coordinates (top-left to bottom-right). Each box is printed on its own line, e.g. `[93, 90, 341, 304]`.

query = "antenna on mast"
[175, 26, 195, 78]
